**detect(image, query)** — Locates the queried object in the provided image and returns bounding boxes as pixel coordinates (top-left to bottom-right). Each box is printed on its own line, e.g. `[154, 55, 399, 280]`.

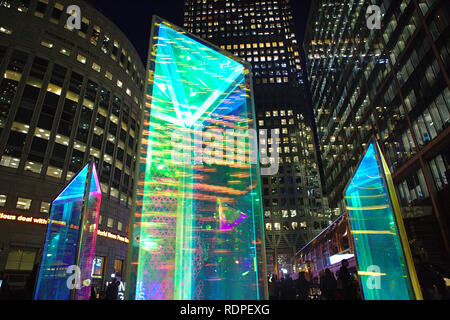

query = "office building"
[184, 0, 331, 276]
[304, 0, 449, 266]
[0, 0, 145, 290]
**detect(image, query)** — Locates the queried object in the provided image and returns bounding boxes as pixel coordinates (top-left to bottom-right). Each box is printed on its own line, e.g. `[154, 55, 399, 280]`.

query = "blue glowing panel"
[344, 139, 422, 300]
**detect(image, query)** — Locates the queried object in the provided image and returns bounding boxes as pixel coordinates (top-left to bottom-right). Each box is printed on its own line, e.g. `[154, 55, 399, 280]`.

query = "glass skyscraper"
[184, 0, 330, 276]
[0, 0, 145, 291]
[304, 0, 449, 267]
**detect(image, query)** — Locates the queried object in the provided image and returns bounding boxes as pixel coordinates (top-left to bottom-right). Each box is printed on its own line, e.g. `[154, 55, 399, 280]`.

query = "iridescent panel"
[344, 139, 422, 300]
[34, 162, 101, 300]
[126, 17, 267, 300]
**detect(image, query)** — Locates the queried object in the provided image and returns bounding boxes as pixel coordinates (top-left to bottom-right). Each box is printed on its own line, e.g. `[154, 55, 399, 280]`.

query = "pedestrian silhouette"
[295, 272, 310, 300]
[321, 269, 337, 300]
[337, 260, 357, 300]
[104, 277, 120, 300]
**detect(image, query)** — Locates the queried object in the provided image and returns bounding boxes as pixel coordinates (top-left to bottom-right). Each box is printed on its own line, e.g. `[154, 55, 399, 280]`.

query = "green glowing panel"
[126, 17, 267, 300]
[344, 138, 422, 300]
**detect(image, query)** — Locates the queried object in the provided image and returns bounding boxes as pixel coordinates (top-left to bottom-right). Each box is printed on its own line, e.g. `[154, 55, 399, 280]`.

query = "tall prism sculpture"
[34, 161, 102, 300]
[125, 17, 268, 300]
[344, 137, 422, 300]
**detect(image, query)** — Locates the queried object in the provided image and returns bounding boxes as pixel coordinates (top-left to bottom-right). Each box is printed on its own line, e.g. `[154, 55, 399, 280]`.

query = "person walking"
[295, 272, 310, 300]
[104, 277, 120, 300]
[338, 260, 357, 300]
[321, 269, 337, 300]
[90, 285, 98, 300]
[268, 275, 277, 300]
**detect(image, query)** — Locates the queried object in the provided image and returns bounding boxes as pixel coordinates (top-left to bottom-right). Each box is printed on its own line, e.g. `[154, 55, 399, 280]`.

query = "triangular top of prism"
[150, 19, 245, 128]
[54, 163, 101, 203]
[344, 138, 388, 196]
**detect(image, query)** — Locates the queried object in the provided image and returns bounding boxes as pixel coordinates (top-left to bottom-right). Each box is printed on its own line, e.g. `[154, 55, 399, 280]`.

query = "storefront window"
[114, 259, 123, 277]
[92, 256, 105, 279]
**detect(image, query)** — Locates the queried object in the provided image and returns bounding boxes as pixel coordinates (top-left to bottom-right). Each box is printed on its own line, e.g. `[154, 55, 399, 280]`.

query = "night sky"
[86, 0, 311, 65]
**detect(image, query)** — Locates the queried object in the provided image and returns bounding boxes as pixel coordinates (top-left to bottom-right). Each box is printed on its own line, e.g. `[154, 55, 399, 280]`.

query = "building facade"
[0, 0, 145, 294]
[184, 0, 331, 276]
[304, 0, 449, 266]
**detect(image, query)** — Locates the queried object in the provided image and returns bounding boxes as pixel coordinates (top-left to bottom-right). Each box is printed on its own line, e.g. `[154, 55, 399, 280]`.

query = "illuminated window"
[35, 128, 51, 140]
[0, 26, 12, 35]
[40, 202, 50, 214]
[274, 223, 281, 231]
[11, 122, 29, 134]
[73, 141, 86, 152]
[34, 0, 48, 18]
[107, 218, 114, 228]
[114, 259, 123, 276]
[55, 134, 69, 146]
[265, 223, 272, 231]
[92, 256, 105, 278]
[18, 0, 30, 12]
[110, 188, 119, 199]
[25, 161, 43, 174]
[66, 171, 75, 181]
[1, 156, 20, 169]
[117, 221, 123, 231]
[50, 2, 63, 24]
[91, 25, 101, 46]
[0, 194, 6, 207]
[77, 54, 87, 64]
[92, 63, 101, 73]
[40, 40, 53, 49]
[105, 71, 113, 80]
[16, 197, 32, 210]
[59, 48, 70, 56]
[47, 166, 62, 179]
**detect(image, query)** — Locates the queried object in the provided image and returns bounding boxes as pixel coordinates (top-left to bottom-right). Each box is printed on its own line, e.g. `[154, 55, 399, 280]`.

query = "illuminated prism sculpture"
[344, 137, 422, 300]
[34, 161, 102, 300]
[125, 17, 268, 300]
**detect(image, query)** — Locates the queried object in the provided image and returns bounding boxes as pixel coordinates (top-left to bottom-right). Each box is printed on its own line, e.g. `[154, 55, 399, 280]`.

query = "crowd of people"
[268, 260, 362, 300]
[1, 257, 448, 300]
